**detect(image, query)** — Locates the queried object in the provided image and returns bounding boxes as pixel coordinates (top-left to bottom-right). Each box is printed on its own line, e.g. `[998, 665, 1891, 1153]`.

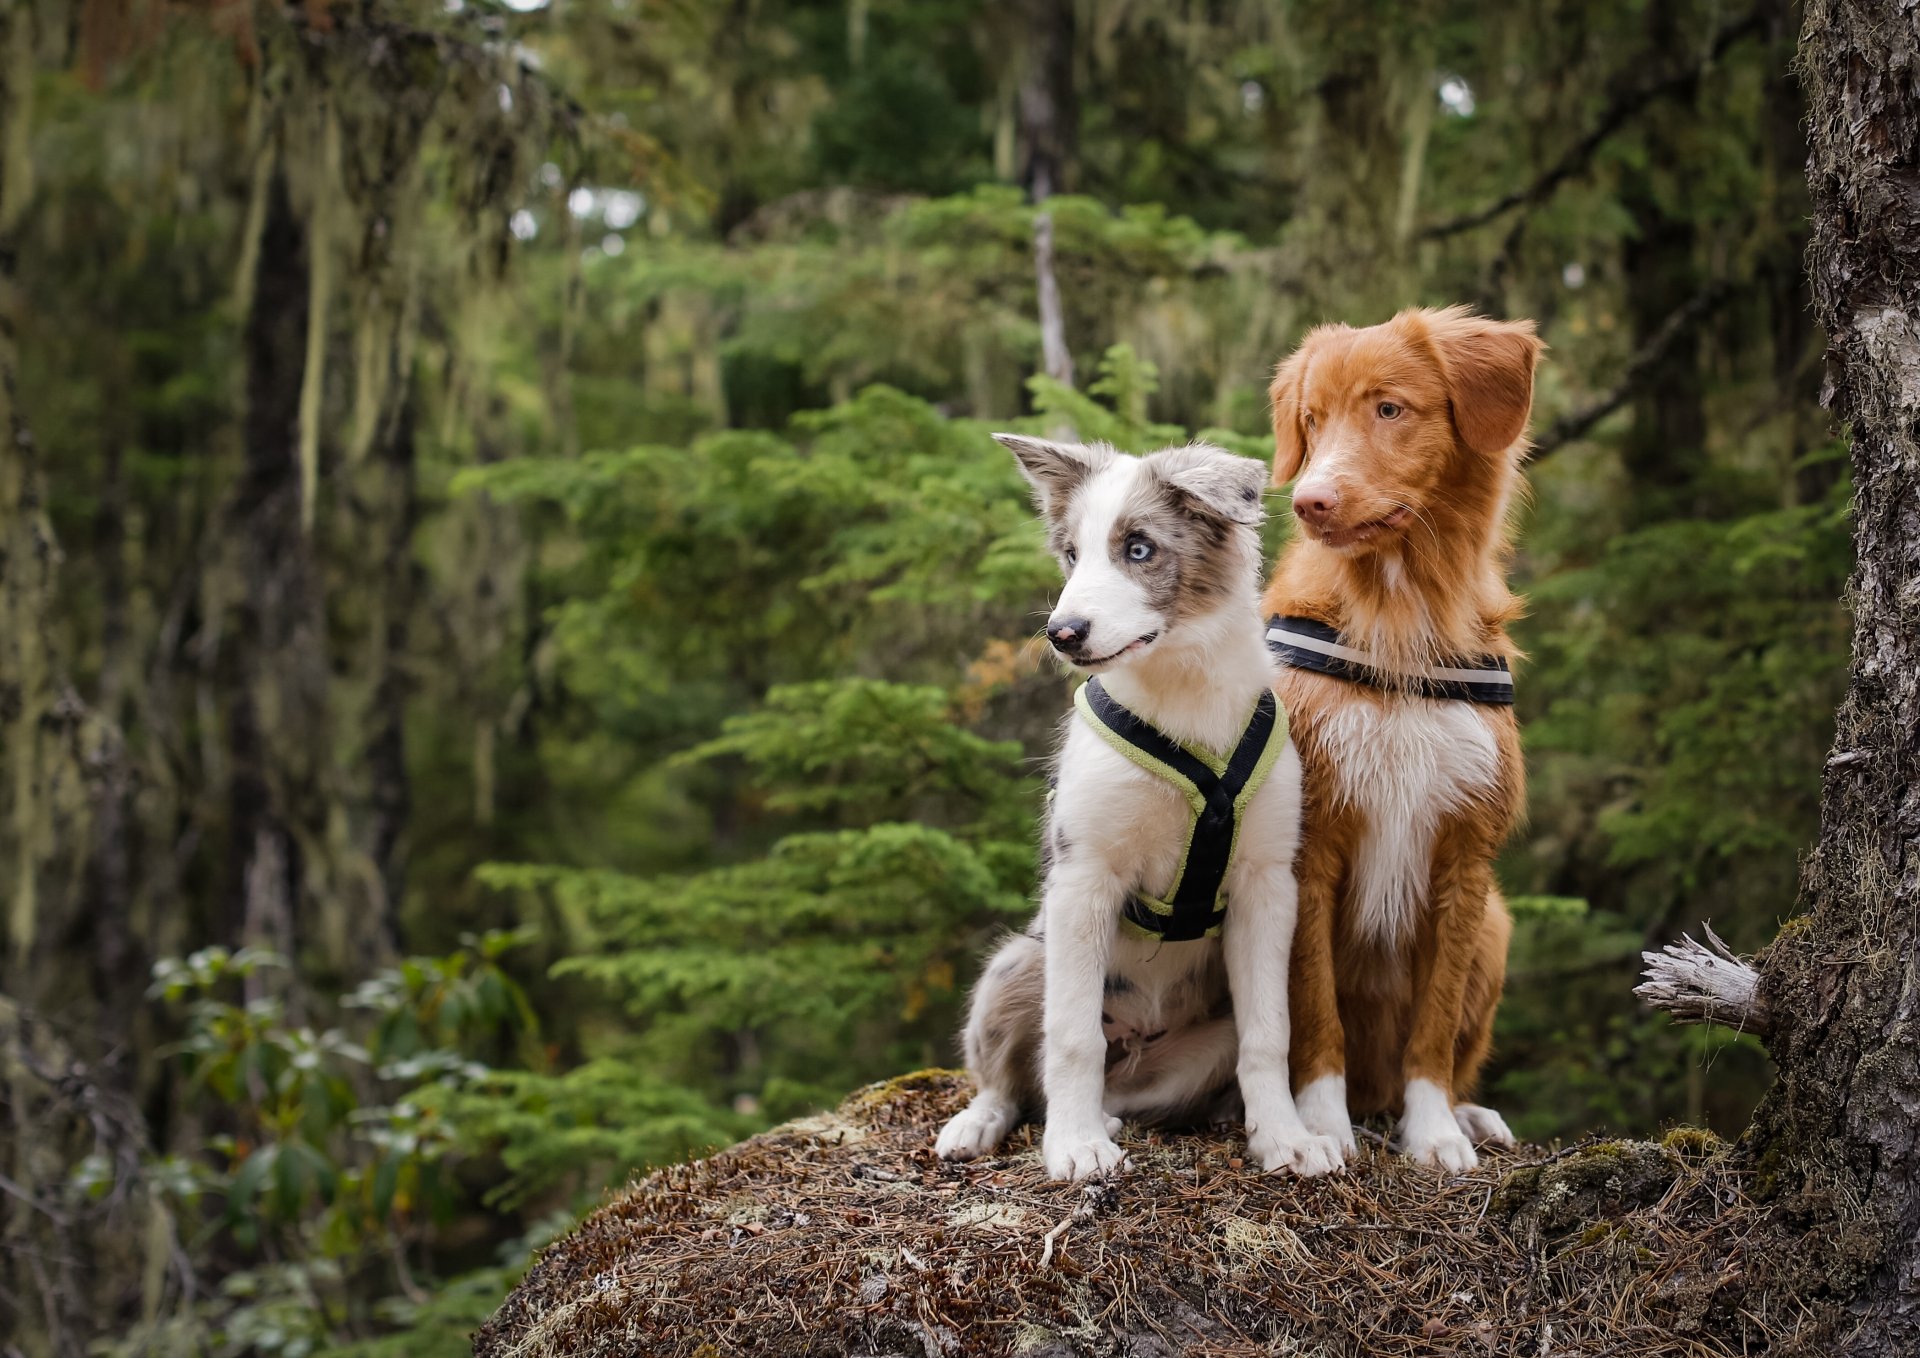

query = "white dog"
[934, 434, 1345, 1181]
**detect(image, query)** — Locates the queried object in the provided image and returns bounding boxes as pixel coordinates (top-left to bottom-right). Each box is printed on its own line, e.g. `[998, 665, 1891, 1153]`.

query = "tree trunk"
[1294, 39, 1421, 318]
[1013, 0, 1074, 203]
[1014, 0, 1077, 393]
[1758, 2, 1829, 507]
[1618, 4, 1708, 517]
[79, 408, 141, 1038]
[1744, 3, 1920, 1350]
[356, 383, 413, 961]
[0, 0, 54, 986]
[1, 10, 147, 1353]
[230, 170, 323, 995]
[0, 0, 89, 1000]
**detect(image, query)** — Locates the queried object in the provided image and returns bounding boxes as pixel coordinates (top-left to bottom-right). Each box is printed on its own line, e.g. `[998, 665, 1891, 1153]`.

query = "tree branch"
[1418, 7, 1770, 241]
[1636, 924, 1770, 1038]
[1528, 282, 1731, 461]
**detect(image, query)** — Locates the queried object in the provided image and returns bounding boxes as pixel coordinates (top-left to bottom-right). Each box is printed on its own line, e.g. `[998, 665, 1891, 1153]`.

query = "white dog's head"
[996, 434, 1268, 673]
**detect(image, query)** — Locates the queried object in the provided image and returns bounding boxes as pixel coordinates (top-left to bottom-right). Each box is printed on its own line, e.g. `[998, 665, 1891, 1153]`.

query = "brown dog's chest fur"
[1269, 657, 1521, 1115]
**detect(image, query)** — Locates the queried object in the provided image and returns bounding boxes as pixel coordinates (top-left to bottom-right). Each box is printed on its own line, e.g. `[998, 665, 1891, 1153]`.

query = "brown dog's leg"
[1452, 888, 1511, 1094]
[1288, 831, 1356, 1157]
[1397, 834, 1495, 1170]
[1450, 889, 1516, 1148]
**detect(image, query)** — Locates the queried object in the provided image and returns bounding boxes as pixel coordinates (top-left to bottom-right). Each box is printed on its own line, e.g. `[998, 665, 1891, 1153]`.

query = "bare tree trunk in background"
[1755, 1, 1831, 507]
[1740, 4, 1920, 1350]
[1016, 0, 1076, 390]
[1031, 212, 1074, 390]
[1014, 0, 1074, 203]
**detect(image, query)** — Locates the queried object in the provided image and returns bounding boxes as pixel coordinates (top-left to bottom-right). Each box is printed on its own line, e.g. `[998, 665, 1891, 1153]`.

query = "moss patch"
[1660, 1126, 1727, 1160]
[1497, 1140, 1681, 1237]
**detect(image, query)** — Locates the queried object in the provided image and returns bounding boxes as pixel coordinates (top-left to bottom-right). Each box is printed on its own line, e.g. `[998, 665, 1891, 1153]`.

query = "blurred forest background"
[0, 0, 1844, 1353]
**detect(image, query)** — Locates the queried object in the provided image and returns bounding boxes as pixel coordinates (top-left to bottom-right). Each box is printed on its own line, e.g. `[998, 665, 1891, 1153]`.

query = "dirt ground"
[474, 1070, 1778, 1358]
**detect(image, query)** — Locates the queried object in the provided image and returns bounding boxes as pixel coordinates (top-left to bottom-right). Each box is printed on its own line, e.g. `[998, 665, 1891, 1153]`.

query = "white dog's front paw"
[1398, 1078, 1477, 1173]
[1104, 1114, 1123, 1140]
[1454, 1102, 1515, 1149]
[1043, 1127, 1127, 1181]
[1248, 1123, 1346, 1177]
[1293, 1073, 1359, 1161]
[934, 1095, 1015, 1162]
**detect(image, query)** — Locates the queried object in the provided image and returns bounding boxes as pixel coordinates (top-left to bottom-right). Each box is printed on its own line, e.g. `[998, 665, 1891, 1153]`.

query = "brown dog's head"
[1268, 306, 1542, 553]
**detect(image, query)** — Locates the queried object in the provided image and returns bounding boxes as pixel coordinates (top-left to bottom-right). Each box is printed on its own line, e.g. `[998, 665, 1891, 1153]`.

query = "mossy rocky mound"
[474, 1071, 1768, 1357]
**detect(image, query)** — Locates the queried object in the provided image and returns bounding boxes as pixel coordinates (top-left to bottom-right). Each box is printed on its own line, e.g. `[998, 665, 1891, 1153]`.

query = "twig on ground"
[1038, 1213, 1074, 1268]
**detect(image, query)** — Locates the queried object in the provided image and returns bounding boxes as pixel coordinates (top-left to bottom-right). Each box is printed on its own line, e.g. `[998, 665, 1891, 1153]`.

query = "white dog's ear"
[1149, 443, 1268, 526]
[993, 433, 1113, 515]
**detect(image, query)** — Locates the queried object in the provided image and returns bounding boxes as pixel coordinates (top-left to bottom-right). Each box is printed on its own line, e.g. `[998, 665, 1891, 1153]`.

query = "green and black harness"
[1072, 678, 1287, 943]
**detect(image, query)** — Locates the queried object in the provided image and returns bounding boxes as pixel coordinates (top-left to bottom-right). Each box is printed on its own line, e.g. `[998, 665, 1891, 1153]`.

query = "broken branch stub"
[1635, 924, 1770, 1039]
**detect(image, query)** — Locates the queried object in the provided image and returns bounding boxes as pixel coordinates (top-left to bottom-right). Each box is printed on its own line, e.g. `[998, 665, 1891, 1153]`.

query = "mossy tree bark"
[0, 9, 153, 1353]
[229, 169, 329, 998]
[0, 0, 64, 987]
[1745, 2, 1920, 1350]
[1290, 18, 1428, 318]
[356, 384, 415, 961]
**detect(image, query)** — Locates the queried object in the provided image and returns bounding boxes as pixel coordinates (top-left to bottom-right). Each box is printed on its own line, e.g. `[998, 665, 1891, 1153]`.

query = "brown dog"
[1260, 305, 1542, 1171]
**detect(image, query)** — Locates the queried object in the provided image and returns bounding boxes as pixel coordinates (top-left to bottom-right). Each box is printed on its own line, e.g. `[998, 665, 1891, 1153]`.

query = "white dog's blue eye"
[1064, 547, 1078, 568]
[1127, 538, 1154, 563]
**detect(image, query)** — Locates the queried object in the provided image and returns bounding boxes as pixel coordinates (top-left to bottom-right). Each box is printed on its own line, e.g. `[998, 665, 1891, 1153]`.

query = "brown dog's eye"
[1378, 401, 1403, 419]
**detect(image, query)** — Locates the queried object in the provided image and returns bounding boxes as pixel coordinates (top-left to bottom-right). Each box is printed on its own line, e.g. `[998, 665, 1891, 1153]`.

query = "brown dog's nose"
[1293, 482, 1341, 524]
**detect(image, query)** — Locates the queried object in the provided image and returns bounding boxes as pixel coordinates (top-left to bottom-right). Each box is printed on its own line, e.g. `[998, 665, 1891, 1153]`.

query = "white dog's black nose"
[1048, 616, 1091, 652]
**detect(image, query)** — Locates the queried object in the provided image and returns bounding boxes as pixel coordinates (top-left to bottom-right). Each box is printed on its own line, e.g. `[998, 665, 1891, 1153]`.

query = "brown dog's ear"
[1268, 343, 1312, 486]
[1424, 307, 1544, 455]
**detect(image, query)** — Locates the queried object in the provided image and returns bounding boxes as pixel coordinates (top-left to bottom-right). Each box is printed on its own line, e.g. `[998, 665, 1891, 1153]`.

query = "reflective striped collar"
[1265, 615, 1514, 706]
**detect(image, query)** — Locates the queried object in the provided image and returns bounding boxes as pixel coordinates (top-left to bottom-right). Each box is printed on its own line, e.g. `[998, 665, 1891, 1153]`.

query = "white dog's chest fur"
[1048, 719, 1302, 1032]
[1316, 697, 1499, 949]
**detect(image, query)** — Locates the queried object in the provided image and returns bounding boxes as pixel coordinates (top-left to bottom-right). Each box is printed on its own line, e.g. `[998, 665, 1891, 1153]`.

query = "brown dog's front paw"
[1398, 1078, 1479, 1173]
[1453, 1102, 1515, 1148]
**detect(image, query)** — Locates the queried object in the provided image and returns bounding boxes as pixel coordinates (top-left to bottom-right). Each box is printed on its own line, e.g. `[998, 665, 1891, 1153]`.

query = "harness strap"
[1073, 678, 1285, 943]
[1265, 614, 1514, 705]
